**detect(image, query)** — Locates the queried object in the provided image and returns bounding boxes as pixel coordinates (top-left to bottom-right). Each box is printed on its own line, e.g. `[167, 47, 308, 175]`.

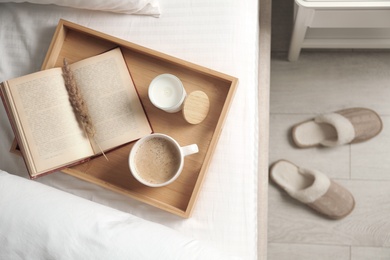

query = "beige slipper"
[270, 160, 355, 220]
[292, 107, 383, 148]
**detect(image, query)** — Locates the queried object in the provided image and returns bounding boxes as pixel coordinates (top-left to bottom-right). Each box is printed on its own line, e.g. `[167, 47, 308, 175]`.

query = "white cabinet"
[288, 0, 390, 61]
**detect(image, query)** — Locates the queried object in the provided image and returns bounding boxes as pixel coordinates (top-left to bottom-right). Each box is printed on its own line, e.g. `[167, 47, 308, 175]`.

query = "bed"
[0, 0, 269, 259]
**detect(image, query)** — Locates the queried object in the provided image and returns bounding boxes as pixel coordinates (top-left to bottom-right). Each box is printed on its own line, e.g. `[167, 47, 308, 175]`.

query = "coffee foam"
[134, 137, 181, 184]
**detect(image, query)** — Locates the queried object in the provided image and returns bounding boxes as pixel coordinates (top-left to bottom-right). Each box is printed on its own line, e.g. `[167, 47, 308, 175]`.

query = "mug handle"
[181, 144, 199, 157]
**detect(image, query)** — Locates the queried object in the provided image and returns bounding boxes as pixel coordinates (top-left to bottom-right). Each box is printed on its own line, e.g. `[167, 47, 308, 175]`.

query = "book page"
[70, 48, 152, 153]
[4, 68, 94, 176]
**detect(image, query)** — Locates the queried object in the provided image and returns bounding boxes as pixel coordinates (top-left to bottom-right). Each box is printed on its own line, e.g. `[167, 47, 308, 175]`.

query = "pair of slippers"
[270, 107, 383, 219]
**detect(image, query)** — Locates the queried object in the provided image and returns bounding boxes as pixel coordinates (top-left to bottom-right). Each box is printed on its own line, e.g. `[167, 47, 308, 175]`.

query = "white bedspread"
[0, 170, 239, 260]
[0, 1, 259, 259]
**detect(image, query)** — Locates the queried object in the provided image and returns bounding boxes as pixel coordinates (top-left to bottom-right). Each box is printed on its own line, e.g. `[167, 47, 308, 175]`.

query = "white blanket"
[0, 1, 259, 259]
[0, 170, 238, 260]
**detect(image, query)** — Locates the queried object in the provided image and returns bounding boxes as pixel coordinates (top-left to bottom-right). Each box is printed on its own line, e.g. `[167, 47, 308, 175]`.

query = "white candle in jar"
[148, 74, 186, 113]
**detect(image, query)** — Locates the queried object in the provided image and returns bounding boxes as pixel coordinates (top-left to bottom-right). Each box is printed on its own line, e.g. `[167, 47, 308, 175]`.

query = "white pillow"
[0, 0, 161, 17]
[0, 170, 239, 260]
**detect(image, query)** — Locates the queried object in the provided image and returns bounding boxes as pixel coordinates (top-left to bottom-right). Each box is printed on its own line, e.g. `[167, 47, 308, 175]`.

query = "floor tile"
[351, 246, 390, 260]
[268, 243, 350, 260]
[271, 52, 390, 115]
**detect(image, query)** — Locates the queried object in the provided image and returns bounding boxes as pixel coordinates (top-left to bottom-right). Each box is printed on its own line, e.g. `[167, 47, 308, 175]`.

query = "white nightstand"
[288, 0, 390, 61]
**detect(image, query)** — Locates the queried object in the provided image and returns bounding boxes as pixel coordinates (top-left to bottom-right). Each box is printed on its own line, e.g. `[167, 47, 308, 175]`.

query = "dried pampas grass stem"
[62, 58, 108, 161]
[62, 58, 95, 137]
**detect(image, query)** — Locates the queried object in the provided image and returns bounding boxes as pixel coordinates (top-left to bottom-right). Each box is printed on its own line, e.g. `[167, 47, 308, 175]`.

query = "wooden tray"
[37, 19, 237, 218]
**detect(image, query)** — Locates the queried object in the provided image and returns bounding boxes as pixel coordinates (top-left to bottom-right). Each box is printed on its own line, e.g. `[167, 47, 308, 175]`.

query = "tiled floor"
[268, 51, 390, 259]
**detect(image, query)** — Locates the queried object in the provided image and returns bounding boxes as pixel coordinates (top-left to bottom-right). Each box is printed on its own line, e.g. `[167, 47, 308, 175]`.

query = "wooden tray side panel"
[41, 22, 67, 70]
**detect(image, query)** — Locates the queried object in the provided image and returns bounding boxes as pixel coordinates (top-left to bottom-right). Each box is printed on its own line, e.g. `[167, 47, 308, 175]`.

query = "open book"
[1, 48, 152, 178]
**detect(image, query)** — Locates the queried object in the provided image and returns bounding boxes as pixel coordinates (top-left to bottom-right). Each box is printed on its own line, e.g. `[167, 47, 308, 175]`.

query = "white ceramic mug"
[148, 74, 187, 113]
[129, 133, 198, 187]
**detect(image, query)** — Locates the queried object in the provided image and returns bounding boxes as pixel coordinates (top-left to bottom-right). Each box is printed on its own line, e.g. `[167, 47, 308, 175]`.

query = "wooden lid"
[182, 91, 210, 124]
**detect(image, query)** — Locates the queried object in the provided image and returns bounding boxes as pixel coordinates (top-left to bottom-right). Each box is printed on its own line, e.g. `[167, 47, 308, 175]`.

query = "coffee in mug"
[129, 133, 198, 187]
[134, 137, 181, 184]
